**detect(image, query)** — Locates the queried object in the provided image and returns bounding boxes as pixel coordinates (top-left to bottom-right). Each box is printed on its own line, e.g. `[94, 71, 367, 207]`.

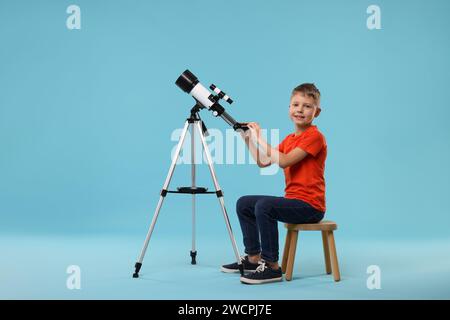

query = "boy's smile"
[289, 93, 321, 132]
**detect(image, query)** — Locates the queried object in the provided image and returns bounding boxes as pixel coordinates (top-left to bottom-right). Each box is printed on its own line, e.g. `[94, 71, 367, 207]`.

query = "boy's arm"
[240, 131, 272, 168]
[247, 122, 309, 169]
[258, 138, 308, 169]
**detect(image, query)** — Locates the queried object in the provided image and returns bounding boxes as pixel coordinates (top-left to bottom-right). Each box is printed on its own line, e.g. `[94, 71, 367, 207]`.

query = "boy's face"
[289, 93, 321, 127]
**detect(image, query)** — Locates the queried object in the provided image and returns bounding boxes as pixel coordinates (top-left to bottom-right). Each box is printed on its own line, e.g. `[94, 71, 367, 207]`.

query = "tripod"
[133, 104, 244, 278]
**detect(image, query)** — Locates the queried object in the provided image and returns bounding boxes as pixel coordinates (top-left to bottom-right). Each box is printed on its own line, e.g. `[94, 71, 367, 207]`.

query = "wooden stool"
[281, 220, 341, 282]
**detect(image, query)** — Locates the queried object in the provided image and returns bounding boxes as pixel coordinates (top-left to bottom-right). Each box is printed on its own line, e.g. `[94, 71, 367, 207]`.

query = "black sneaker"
[221, 255, 260, 273]
[240, 261, 283, 284]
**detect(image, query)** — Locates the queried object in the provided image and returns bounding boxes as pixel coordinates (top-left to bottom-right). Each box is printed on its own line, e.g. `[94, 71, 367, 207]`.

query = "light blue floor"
[1, 233, 450, 299]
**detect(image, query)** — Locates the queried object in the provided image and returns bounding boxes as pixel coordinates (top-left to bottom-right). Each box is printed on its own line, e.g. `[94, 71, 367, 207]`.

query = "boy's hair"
[292, 83, 321, 106]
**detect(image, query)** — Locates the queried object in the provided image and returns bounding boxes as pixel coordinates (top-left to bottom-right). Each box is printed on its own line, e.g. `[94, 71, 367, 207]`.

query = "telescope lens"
[175, 69, 199, 93]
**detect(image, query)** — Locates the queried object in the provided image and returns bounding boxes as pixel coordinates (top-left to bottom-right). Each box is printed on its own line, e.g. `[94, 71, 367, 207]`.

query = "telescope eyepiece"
[210, 84, 233, 104]
[175, 69, 199, 93]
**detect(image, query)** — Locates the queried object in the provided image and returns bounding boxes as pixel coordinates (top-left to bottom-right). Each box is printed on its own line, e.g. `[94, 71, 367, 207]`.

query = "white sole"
[220, 267, 257, 274]
[240, 276, 283, 284]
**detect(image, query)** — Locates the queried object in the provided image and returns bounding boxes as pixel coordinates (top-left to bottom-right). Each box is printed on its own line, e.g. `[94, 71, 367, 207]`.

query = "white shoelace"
[255, 260, 268, 273]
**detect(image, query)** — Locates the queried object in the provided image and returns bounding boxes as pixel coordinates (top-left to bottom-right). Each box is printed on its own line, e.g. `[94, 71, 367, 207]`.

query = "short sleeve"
[295, 131, 324, 157]
[276, 135, 289, 153]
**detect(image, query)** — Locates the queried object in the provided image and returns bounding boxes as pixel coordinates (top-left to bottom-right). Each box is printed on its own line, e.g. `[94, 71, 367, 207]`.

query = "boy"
[221, 83, 327, 284]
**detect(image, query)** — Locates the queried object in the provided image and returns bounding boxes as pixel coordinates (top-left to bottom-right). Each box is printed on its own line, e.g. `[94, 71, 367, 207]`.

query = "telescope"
[175, 70, 248, 131]
[132, 69, 247, 279]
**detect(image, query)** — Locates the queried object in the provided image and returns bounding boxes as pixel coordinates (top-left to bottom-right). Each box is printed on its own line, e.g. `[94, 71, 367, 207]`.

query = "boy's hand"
[246, 122, 261, 140]
[238, 122, 251, 138]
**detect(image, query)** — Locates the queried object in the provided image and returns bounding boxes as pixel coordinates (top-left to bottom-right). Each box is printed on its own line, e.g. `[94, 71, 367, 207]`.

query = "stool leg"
[281, 230, 292, 274]
[321, 231, 332, 274]
[285, 230, 299, 281]
[327, 231, 341, 282]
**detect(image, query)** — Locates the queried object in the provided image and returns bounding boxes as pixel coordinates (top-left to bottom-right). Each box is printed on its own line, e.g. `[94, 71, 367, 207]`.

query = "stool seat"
[282, 220, 340, 282]
[285, 220, 337, 231]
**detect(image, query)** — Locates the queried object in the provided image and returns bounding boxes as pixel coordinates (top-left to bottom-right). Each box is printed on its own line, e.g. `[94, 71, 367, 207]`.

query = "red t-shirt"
[277, 125, 327, 212]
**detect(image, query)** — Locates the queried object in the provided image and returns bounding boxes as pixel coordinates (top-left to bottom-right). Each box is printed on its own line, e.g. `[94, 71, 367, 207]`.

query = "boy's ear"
[314, 107, 322, 117]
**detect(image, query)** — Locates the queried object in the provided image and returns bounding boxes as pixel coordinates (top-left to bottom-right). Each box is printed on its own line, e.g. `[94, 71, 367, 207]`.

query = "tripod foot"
[133, 262, 142, 278]
[238, 263, 244, 276]
[190, 251, 197, 265]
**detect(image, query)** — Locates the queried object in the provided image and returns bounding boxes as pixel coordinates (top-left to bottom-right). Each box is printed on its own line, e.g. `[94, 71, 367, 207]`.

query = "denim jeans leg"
[254, 197, 325, 263]
[236, 195, 271, 256]
[254, 198, 279, 262]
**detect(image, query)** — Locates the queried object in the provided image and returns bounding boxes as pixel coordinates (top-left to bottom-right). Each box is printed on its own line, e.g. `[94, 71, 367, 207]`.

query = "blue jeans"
[236, 195, 324, 263]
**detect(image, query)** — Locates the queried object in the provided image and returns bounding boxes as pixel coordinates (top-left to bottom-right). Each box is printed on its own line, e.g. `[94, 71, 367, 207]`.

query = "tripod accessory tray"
[171, 187, 214, 194]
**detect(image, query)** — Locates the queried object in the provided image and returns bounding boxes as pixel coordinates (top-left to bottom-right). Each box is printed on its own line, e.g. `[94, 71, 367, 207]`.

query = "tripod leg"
[190, 123, 197, 265]
[133, 121, 191, 278]
[195, 121, 244, 276]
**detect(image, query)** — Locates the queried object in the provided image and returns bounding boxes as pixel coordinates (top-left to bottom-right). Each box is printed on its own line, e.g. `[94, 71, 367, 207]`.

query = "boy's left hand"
[246, 122, 261, 139]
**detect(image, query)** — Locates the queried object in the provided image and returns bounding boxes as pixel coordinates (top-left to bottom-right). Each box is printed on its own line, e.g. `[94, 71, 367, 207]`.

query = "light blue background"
[1, 0, 449, 299]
